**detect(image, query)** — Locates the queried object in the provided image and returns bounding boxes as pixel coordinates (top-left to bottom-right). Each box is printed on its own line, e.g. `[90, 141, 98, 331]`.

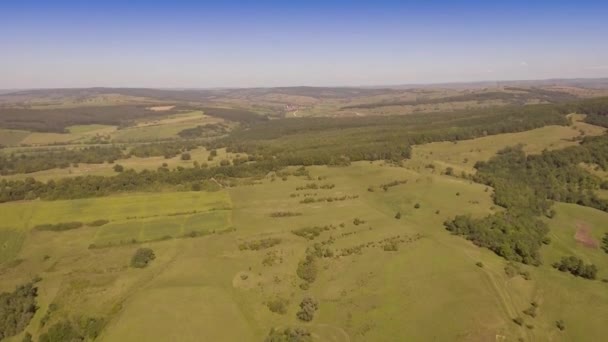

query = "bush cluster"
[130, 248, 156, 268]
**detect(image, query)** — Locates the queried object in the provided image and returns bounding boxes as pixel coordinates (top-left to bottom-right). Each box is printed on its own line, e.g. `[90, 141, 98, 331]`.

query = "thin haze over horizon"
[2, 0, 608, 89]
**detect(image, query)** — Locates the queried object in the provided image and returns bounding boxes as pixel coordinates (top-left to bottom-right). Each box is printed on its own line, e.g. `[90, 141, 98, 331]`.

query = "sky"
[1, 0, 608, 88]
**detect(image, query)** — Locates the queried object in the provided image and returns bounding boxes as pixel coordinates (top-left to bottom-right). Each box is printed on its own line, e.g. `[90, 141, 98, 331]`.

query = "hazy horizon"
[2, 0, 608, 89]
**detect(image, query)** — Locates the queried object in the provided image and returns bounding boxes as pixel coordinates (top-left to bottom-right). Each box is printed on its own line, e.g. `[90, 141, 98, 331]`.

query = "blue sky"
[1, 0, 607, 88]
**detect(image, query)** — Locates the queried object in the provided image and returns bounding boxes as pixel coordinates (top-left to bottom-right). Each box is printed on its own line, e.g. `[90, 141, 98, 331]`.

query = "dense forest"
[218, 102, 571, 165]
[0, 105, 184, 132]
[342, 88, 577, 109]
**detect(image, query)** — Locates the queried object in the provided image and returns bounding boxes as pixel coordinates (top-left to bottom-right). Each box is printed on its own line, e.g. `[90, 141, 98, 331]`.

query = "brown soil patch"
[574, 222, 599, 248]
[148, 105, 175, 112]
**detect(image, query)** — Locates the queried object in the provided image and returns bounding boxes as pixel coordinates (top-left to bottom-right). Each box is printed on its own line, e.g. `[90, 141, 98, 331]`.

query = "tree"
[0, 282, 38, 341]
[130, 248, 156, 268]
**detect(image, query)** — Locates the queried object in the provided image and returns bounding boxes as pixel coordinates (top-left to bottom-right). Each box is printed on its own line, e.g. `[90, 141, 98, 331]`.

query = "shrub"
[296, 255, 317, 283]
[130, 248, 156, 268]
[265, 327, 311, 342]
[414, 203, 420, 209]
[181, 153, 191, 160]
[270, 212, 302, 218]
[394, 212, 401, 219]
[296, 296, 318, 322]
[113, 164, 124, 173]
[79, 317, 105, 339]
[556, 319, 566, 331]
[513, 317, 524, 326]
[34, 221, 83, 231]
[239, 238, 281, 251]
[39, 321, 82, 342]
[266, 297, 289, 315]
[475, 262, 484, 268]
[292, 226, 330, 240]
[87, 219, 109, 227]
[21, 332, 33, 342]
[523, 306, 537, 318]
[353, 218, 365, 226]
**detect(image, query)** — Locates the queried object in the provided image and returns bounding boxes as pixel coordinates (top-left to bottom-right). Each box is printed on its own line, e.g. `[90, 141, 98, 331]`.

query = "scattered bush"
[265, 327, 311, 342]
[513, 317, 524, 326]
[296, 255, 317, 284]
[523, 306, 537, 318]
[130, 248, 156, 268]
[266, 297, 289, 315]
[353, 218, 366, 226]
[87, 219, 109, 227]
[21, 332, 33, 342]
[292, 226, 331, 240]
[270, 211, 302, 218]
[602, 233, 608, 253]
[552, 256, 597, 279]
[39, 320, 82, 342]
[34, 221, 83, 231]
[239, 238, 281, 251]
[504, 262, 532, 280]
[296, 296, 318, 322]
